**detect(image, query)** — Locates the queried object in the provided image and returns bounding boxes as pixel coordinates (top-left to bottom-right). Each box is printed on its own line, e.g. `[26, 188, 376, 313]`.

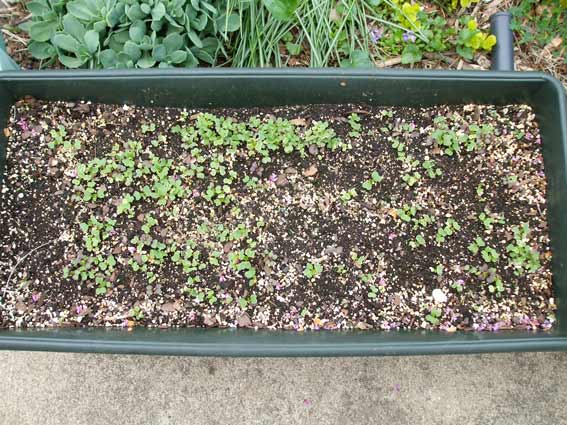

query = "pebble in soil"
[0, 100, 556, 331]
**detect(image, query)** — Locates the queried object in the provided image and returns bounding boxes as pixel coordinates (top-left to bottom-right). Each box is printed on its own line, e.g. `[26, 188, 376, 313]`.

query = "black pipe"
[490, 12, 515, 71]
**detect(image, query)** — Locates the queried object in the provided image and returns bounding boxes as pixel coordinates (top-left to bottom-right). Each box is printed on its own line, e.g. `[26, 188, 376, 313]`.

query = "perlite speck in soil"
[0, 100, 556, 331]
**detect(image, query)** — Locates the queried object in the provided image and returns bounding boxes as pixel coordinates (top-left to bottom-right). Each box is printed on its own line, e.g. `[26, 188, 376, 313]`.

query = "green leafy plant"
[481, 246, 499, 264]
[362, 171, 384, 190]
[506, 223, 541, 275]
[141, 214, 158, 234]
[409, 233, 426, 249]
[511, 0, 567, 65]
[435, 218, 460, 244]
[431, 116, 468, 156]
[350, 251, 366, 268]
[23, 0, 242, 69]
[456, 17, 496, 60]
[130, 305, 144, 320]
[402, 171, 421, 187]
[396, 203, 418, 222]
[367, 282, 384, 299]
[422, 159, 442, 178]
[487, 274, 504, 294]
[141, 122, 156, 134]
[465, 265, 505, 294]
[340, 188, 358, 203]
[430, 263, 443, 276]
[451, 280, 464, 293]
[426, 307, 442, 325]
[469, 237, 499, 263]
[47, 125, 81, 152]
[303, 261, 322, 279]
[467, 236, 485, 255]
[347, 113, 362, 138]
[478, 211, 504, 232]
[262, 0, 298, 21]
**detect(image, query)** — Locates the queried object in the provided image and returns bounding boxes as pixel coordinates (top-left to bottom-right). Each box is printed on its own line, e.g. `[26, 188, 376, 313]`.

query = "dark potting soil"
[0, 100, 555, 331]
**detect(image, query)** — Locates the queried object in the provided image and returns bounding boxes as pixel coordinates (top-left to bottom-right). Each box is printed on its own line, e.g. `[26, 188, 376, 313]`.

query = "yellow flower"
[399, 2, 421, 29]
[469, 32, 485, 50]
[482, 34, 497, 51]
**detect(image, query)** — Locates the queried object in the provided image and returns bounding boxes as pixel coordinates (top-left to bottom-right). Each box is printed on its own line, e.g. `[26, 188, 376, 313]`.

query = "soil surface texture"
[0, 100, 555, 331]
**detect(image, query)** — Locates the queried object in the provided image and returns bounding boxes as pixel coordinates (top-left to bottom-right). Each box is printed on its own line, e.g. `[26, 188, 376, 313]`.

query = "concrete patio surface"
[0, 351, 566, 425]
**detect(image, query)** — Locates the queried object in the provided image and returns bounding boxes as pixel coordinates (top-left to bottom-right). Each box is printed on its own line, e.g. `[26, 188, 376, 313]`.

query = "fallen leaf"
[303, 165, 318, 177]
[355, 322, 371, 330]
[323, 322, 337, 330]
[15, 301, 27, 313]
[75, 103, 91, 113]
[324, 245, 343, 255]
[237, 313, 252, 327]
[388, 208, 398, 219]
[161, 302, 178, 313]
[203, 315, 218, 327]
[313, 317, 324, 327]
[318, 194, 332, 212]
[3, 128, 10, 137]
[290, 118, 307, 126]
[275, 174, 288, 187]
[550, 37, 562, 49]
[431, 147, 443, 155]
[329, 8, 340, 21]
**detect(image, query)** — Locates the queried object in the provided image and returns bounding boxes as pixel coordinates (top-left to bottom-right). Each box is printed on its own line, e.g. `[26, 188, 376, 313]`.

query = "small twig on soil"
[423, 52, 456, 66]
[3, 238, 59, 295]
[536, 201, 544, 218]
[348, 109, 372, 115]
[375, 56, 402, 68]
[471, 1, 482, 21]
[1, 29, 27, 46]
[15, 13, 31, 26]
